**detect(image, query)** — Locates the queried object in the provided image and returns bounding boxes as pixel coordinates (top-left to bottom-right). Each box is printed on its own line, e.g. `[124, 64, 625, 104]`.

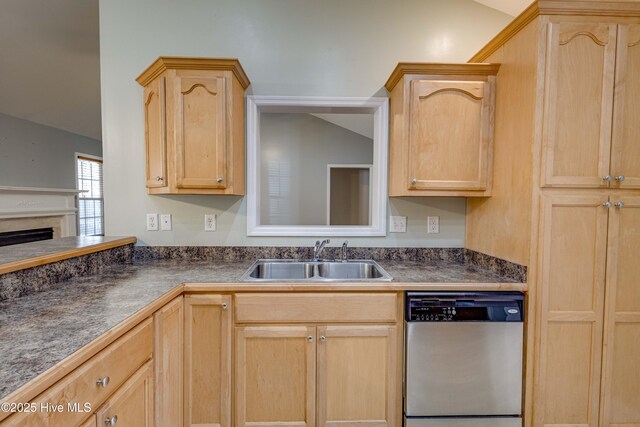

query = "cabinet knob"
[615, 175, 625, 182]
[156, 176, 163, 181]
[615, 201, 625, 208]
[603, 202, 612, 208]
[96, 376, 110, 388]
[411, 178, 417, 185]
[319, 336, 326, 342]
[105, 416, 118, 426]
[221, 303, 228, 310]
[307, 336, 313, 342]
[603, 175, 612, 182]
[216, 177, 223, 183]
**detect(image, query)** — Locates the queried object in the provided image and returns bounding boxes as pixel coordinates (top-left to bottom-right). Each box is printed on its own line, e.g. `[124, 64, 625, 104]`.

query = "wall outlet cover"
[146, 213, 159, 231]
[160, 214, 172, 231]
[427, 216, 440, 234]
[205, 214, 217, 232]
[389, 216, 407, 233]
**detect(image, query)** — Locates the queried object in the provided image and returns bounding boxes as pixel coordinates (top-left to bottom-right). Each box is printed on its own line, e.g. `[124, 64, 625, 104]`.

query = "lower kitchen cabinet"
[79, 415, 96, 427]
[317, 325, 397, 427]
[235, 326, 317, 427]
[95, 360, 154, 427]
[234, 324, 398, 427]
[0, 292, 401, 427]
[534, 194, 640, 426]
[183, 294, 232, 427]
[154, 296, 184, 427]
[600, 197, 640, 426]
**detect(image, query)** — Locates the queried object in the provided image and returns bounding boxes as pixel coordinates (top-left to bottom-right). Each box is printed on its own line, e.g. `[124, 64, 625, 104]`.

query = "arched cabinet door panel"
[408, 79, 492, 191]
[175, 76, 227, 189]
[541, 22, 617, 188]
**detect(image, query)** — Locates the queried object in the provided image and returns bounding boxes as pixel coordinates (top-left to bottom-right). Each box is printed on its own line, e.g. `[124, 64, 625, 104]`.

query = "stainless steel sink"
[246, 261, 315, 280]
[317, 261, 386, 279]
[241, 259, 392, 282]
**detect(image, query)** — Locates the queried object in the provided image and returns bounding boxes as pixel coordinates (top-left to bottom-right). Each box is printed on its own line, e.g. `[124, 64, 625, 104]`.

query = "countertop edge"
[183, 281, 527, 292]
[0, 237, 137, 276]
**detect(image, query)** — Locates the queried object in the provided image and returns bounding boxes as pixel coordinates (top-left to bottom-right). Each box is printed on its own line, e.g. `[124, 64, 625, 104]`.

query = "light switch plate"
[160, 214, 172, 231]
[146, 213, 159, 231]
[205, 214, 217, 232]
[389, 216, 407, 233]
[427, 216, 440, 234]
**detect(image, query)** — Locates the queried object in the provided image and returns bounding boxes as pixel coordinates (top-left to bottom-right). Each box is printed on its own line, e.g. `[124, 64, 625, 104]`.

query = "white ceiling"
[0, 0, 528, 143]
[0, 0, 101, 140]
[471, 0, 532, 17]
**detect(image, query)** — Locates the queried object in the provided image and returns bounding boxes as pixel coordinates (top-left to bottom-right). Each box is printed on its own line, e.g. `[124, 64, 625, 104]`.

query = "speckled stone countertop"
[0, 257, 523, 401]
[0, 236, 136, 275]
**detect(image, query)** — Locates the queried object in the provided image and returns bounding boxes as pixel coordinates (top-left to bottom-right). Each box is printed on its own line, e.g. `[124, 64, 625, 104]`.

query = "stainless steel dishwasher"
[404, 292, 524, 427]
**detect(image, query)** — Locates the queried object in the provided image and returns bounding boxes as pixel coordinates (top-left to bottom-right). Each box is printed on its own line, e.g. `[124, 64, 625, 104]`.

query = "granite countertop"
[0, 236, 136, 274]
[0, 257, 522, 400]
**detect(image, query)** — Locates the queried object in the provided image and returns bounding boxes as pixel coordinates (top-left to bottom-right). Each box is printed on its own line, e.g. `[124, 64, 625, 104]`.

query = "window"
[76, 155, 104, 236]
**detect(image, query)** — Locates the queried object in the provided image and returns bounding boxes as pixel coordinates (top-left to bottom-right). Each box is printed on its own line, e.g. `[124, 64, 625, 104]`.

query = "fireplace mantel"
[0, 186, 81, 237]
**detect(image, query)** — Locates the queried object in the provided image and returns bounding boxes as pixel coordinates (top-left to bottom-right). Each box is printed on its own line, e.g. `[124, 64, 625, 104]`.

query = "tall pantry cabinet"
[465, 1, 640, 427]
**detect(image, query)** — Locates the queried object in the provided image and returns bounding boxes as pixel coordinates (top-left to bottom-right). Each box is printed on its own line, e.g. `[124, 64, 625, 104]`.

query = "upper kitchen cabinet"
[136, 57, 250, 195]
[541, 22, 640, 189]
[611, 24, 640, 190]
[385, 63, 500, 197]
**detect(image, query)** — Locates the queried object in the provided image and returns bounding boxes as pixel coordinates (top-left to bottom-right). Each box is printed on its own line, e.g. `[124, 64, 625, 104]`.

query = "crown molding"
[470, 0, 640, 63]
[384, 63, 501, 91]
[136, 56, 251, 89]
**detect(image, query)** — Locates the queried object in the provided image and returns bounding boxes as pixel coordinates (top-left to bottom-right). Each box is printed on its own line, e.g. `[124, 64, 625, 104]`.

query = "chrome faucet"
[313, 239, 330, 260]
[341, 240, 349, 262]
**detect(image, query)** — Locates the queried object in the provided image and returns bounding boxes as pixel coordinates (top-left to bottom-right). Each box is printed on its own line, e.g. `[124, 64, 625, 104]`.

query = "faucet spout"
[341, 240, 349, 262]
[313, 239, 330, 261]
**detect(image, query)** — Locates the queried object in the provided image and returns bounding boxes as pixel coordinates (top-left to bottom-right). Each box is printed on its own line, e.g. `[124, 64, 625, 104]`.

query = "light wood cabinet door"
[154, 296, 183, 427]
[316, 325, 397, 427]
[79, 415, 96, 427]
[408, 79, 493, 191]
[175, 75, 227, 189]
[96, 360, 154, 427]
[600, 197, 640, 426]
[541, 22, 618, 188]
[535, 194, 609, 427]
[235, 326, 316, 427]
[144, 76, 168, 189]
[611, 24, 640, 190]
[184, 295, 231, 427]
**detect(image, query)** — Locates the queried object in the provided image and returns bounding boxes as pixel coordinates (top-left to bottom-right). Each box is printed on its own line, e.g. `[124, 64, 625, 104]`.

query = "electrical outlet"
[389, 216, 407, 233]
[146, 213, 159, 231]
[204, 214, 217, 232]
[160, 214, 172, 231]
[427, 216, 440, 234]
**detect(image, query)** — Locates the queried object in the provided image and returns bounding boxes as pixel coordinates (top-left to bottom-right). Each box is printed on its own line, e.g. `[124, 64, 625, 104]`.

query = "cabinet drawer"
[96, 360, 154, 427]
[1, 319, 152, 427]
[234, 293, 398, 323]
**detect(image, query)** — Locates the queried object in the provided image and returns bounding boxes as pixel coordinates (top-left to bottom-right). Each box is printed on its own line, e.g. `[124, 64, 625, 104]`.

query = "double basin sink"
[241, 259, 392, 282]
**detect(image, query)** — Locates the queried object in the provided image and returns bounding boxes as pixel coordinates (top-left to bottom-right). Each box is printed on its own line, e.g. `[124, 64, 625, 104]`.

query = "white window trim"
[75, 152, 104, 236]
[326, 164, 373, 226]
[246, 96, 388, 237]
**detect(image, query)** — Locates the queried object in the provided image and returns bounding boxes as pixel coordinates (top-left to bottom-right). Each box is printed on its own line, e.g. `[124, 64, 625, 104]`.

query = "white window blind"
[77, 156, 104, 236]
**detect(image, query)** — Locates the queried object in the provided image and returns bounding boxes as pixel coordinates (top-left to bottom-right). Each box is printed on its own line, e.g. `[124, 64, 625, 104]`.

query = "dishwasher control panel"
[406, 292, 524, 322]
